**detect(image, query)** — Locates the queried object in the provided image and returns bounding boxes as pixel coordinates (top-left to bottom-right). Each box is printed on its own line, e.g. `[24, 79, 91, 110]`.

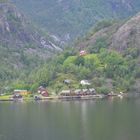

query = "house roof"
[80, 80, 91, 85]
[14, 90, 27, 92]
[63, 79, 71, 84]
[60, 90, 71, 94]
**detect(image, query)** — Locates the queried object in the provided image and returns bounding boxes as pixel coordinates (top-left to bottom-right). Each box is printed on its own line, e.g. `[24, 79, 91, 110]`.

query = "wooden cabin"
[13, 90, 29, 95]
[59, 90, 71, 96]
[38, 86, 49, 97]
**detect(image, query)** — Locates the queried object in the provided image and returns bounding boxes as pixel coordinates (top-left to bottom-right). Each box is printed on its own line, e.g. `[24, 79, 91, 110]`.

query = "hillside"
[74, 12, 140, 92]
[11, 0, 140, 41]
[0, 0, 140, 94]
[0, 1, 61, 91]
[0, 1, 61, 52]
[75, 13, 140, 61]
[21, 13, 140, 94]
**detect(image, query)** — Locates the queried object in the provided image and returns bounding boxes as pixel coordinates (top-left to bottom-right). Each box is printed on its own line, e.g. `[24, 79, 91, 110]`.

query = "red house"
[79, 50, 87, 56]
[38, 86, 49, 97]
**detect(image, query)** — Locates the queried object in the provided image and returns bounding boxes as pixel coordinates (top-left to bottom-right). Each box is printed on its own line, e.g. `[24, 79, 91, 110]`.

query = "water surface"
[0, 98, 140, 140]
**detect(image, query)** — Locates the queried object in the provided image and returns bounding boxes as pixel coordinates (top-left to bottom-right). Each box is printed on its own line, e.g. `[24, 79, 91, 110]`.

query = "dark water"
[0, 99, 140, 140]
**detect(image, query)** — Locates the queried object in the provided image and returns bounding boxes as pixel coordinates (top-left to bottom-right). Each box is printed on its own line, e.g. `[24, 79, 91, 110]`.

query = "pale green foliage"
[11, 0, 140, 39]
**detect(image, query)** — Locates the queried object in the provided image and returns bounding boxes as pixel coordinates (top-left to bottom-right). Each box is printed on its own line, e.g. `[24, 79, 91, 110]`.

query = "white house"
[80, 80, 91, 86]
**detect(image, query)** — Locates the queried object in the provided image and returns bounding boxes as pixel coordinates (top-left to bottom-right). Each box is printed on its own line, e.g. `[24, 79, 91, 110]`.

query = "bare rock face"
[0, 3, 27, 43]
[76, 11, 140, 56]
[0, 1, 61, 52]
[0, 1, 62, 70]
[111, 12, 140, 52]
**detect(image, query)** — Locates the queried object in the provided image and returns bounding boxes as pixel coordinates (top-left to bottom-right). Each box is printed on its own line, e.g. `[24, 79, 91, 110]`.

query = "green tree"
[74, 56, 85, 66]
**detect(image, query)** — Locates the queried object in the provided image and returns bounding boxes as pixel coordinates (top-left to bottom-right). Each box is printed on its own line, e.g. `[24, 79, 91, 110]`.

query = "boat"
[34, 95, 42, 101]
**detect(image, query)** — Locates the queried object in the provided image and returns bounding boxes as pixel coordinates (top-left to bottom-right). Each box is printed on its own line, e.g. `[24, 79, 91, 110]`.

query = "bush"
[93, 20, 114, 32]
[74, 56, 85, 66]
[96, 86, 110, 95]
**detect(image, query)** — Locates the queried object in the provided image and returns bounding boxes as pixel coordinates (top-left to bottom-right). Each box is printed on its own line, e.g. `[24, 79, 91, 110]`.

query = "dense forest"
[6, 45, 139, 95]
[22, 46, 139, 94]
[0, 0, 140, 95]
[11, 0, 140, 40]
[0, 20, 139, 94]
[0, 19, 139, 94]
[0, 0, 61, 94]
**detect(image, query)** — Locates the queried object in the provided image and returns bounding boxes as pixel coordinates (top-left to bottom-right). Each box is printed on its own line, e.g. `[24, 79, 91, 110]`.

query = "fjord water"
[0, 99, 140, 140]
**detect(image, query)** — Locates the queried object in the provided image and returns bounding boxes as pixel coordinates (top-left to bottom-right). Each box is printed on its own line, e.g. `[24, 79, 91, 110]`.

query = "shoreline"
[0, 94, 126, 102]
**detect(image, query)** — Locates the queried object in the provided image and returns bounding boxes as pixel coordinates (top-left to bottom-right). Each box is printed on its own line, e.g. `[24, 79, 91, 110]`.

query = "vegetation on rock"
[0, 0, 140, 94]
[11, 0, 140, 40]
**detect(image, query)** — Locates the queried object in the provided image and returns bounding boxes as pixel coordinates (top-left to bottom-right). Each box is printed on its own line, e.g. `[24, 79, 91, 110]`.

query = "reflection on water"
[0, 99, 140, 140]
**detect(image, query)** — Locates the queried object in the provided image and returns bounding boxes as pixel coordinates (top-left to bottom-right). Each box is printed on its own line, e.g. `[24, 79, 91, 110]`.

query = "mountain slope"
[73, 12, 140, 92]
[0, 1, 61, 51]
[22, 12, 140, 94]
[76, 12, 140, 58]
[11, 0, 140, 40]
[0, 1, 61, 86]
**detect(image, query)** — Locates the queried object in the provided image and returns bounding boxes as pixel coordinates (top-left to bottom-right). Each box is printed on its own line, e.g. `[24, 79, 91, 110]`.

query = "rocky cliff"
[0, 1, 62, 83]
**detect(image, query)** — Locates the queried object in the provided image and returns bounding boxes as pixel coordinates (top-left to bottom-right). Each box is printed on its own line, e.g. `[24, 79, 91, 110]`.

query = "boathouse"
[13, 90, 29, 95]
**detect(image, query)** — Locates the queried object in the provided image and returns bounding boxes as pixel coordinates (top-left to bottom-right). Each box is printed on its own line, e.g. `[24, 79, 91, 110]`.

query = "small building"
[12, 94, 22, 99]
[80, 80, 91, 86]
[80, 50, 87, 56]
[89, 88, 96, 94]
[59, 90, 71, 96]
[63, 79, 71, 85]
[82, 89, 89, 93]
[38, 86, 49, 97]
[74, 89, 82, 94]
[13, 90, 29, 95]
[75, 88, 96, 95]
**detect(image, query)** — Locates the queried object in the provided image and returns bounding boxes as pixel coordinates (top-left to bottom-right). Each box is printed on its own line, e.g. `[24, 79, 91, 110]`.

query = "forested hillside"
[11, 12, 140, 94]
[11, 0, 140, 40]
[0, 0, 140, 94]
[0, 0, 61, 92]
